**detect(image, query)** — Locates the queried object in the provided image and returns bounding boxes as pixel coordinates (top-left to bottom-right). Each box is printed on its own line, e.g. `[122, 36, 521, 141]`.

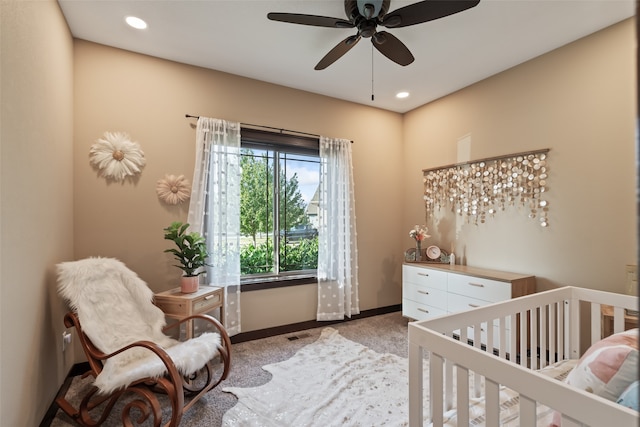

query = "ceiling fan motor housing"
[346, 0, 390, 21]
[346, 0, 391, 38]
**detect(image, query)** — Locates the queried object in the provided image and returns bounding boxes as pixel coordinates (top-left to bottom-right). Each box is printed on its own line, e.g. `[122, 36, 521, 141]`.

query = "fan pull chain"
[371, 44, 375, 101]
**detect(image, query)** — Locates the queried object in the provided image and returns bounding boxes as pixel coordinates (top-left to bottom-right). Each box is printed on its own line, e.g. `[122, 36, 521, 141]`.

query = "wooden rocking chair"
[55, 257, 231, 426]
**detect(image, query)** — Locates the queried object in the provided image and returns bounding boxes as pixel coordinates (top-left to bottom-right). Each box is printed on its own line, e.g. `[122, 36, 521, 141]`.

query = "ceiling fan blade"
[372, 31, 414, 66]
[382, 0, 480, 28]
[267, 12, 354, 28]
[315, 35, 361, 70]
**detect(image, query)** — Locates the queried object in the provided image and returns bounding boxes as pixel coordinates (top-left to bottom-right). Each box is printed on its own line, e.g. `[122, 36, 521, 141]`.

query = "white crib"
[408, 286, 638, 426]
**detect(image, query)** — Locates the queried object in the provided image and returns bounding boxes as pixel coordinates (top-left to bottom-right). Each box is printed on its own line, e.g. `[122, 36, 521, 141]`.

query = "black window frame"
[240, 127, 320, 292]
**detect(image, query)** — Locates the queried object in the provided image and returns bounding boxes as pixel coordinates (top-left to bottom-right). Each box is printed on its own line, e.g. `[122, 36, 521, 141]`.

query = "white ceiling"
[58, 0, 634, 113]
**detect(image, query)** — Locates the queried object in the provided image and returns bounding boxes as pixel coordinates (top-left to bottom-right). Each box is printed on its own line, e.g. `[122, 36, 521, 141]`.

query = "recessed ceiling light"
[396, 91, 410, 99]
[125, 16, 147, 30]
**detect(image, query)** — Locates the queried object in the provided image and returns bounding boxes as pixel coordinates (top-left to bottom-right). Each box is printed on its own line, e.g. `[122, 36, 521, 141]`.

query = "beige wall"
[404, 19, 637, 294]
[72, 41, 406, 332]
[0, 0, 75, 425]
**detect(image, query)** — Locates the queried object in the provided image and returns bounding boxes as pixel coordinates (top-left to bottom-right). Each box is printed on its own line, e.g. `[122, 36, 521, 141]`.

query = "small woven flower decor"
[89, 131, 146, 182]
[156, 174, 191, 205]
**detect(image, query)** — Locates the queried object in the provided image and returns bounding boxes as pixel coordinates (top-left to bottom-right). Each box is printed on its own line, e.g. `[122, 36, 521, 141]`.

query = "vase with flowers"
[409, 225, 430, 261]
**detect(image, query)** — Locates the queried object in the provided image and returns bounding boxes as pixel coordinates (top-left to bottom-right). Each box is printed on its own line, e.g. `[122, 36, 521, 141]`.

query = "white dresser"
[402, 263, 536, 321]
[403, 263, 536, 349]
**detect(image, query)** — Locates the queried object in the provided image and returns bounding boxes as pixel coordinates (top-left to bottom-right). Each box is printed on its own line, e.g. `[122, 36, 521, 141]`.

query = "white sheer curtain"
[187, 117, 242, 336]
[316, 136, 359, 321]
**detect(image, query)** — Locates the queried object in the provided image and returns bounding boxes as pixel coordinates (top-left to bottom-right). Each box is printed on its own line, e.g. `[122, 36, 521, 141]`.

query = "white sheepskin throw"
[57, 257, 221, 394]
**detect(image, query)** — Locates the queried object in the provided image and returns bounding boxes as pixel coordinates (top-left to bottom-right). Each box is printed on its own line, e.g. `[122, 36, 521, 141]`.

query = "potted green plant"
[163, 221, 210, 293]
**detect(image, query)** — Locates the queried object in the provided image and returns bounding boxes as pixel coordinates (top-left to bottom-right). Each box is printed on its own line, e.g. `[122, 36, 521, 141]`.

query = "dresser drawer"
[447, 273, 510, 303]
[402, 265, 447, 291]
[448, 293, 493, 313]
[403, 282, 447, 310]
[403, 299, 447, 321]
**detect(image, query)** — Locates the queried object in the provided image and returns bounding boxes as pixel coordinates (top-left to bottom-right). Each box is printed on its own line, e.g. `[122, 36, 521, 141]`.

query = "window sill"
[240, 274, 317, 292]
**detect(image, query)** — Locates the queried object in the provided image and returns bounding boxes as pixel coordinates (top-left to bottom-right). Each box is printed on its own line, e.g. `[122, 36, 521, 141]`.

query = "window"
[240, 128, 320, 287]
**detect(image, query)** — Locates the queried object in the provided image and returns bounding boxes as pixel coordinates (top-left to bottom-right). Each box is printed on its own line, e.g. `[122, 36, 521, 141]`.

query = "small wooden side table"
[154, 286, 223, 339]
[601, 304, 638, 337]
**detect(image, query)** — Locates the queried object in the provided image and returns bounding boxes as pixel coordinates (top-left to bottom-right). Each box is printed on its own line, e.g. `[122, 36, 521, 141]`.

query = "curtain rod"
[422, 148, 550, 173]
[185, 114, 353, 143]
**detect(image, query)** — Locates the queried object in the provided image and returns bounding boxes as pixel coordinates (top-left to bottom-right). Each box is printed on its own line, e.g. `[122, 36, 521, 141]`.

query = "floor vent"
[287, 333, 311, 341]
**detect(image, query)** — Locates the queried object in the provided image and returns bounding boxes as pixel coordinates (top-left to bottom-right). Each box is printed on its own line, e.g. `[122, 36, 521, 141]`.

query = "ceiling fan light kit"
[267, 0, 480, 70]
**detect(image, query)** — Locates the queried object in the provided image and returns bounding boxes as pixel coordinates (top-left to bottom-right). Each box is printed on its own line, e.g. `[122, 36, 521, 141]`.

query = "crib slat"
[591, 303, 601, 343]
[509, 314, 517, 361]
[429, 353, 444, 426]
[499, 316, 507, 359]
[487, 319, 494, 356]
[408, 341, 424, 427]
[485, 378, 500, 426]
[519, 310, 527, 366]
[519, 395, 536, 427]
[568, 298, 580, 359]
[445, 358, 453, 410]
[613, 306, 624, 334]
[473, 322, 482, 397]
[558, 301, 566, 360]
[530, 307, 538, 369]
[473, 321, 481, 349]
[540, 305, 547, 368]
[456, 365, 469, 426]
[548, 303, 556, 363]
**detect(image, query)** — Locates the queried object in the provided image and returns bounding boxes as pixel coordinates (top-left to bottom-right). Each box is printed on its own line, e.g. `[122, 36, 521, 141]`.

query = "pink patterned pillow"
[565, 328, 638, 401]
[549, 329, 638, 426]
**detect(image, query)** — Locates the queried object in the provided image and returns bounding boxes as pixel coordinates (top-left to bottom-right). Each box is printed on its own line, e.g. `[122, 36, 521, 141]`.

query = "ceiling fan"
[267, 0, 480, 70]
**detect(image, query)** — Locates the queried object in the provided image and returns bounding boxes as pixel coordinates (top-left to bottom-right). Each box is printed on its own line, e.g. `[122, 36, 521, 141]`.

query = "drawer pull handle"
[417, 290, 429, 295]
[417, 273, 429, 277]
[417, 308, 429, 313]
[468, 282, 485, 288]
[469, 303, 480, 308]
[204, 295, 215, 300]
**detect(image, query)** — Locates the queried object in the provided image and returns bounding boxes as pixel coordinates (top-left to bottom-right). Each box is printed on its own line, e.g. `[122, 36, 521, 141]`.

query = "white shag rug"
[221, 327, 425, 427]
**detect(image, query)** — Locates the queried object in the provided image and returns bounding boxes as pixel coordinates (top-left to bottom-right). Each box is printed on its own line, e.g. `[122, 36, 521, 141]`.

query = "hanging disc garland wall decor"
[89, 131, 146, 182]
[423, 149, 550, 227]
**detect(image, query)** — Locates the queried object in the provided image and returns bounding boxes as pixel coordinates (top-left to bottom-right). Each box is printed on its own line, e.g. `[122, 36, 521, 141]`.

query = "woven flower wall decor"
[156, 174, 191, 205]
[89, 132, 146, 182]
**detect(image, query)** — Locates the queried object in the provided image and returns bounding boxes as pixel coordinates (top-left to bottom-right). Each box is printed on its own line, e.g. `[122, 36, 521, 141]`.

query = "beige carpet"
[50, 311, 410, 426]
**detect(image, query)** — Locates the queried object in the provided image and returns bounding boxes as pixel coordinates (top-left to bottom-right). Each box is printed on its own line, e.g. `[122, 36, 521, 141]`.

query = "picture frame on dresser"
[404, 248, 417, 262]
